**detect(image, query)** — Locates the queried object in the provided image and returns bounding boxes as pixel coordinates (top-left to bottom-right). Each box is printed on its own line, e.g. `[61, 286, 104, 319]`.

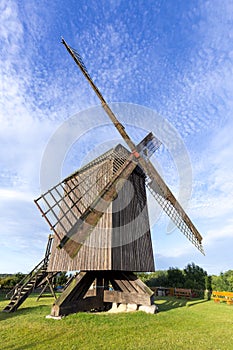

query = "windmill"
[36, 39, 204, 316]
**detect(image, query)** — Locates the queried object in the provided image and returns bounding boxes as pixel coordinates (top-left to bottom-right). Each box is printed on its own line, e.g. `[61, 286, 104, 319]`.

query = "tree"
[167, 267, 185, 288]
[55, 272, 68, 286]
[136, 272, 152, 283]
[205, 275, 212, 291]
[184, 263, 207, 290]
[223, 270, 233, 291]
[204, 275, 212, 300]
[142, 271, 169, 287]
[212, 270, 233, 292]
[14, 272, 25, 284]
[0, 273, 25, 289]
[184, 278, 195, 289]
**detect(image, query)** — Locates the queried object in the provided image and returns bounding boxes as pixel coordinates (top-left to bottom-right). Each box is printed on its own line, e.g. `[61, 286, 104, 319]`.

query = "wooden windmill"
[34, 39, 204, 316]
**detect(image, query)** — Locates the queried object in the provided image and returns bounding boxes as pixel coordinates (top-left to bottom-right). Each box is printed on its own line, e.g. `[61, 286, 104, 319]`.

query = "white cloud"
[0, 188, 33, 202]
[204, 219, 233, 246]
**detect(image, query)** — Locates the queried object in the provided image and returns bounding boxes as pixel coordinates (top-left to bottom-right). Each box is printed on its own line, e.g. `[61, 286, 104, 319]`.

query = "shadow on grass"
[2, 333, 59, 350]
[0, 292, 56, 322]
[1, 295, 209, 321]
[0, 303, 51, 321]
[155, 296, 208, 312]
[187, 299, 209, 307]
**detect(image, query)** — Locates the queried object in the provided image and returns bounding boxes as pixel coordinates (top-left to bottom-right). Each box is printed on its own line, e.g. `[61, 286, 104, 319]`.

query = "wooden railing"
[174, 288, 192, 299]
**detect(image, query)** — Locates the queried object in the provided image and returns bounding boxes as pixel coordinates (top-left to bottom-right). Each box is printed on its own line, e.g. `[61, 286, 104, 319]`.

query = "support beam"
[50, 271, 154, 317]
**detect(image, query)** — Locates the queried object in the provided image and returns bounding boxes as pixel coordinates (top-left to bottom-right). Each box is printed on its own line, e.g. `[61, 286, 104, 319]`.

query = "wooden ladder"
[2, 259, 49, 312]
[2, 235, 54, 313]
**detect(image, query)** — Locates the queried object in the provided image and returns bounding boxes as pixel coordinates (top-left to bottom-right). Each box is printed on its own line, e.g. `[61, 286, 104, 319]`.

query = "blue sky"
[1, 0, 233, 274]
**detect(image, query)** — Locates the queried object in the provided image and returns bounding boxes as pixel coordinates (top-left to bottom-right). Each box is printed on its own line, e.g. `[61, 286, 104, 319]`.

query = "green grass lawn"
[0, 294, 233, 350]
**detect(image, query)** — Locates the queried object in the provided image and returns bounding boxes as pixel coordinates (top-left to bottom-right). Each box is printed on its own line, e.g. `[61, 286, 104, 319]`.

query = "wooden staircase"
[2, 235, 54, 313]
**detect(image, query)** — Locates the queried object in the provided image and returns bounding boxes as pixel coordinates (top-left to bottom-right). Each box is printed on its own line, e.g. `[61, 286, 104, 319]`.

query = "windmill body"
[48, 144, 155, 273]
[37, 144, 157, 316]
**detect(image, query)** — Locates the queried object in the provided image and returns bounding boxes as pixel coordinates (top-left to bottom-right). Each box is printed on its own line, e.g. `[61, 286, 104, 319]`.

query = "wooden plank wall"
[48, 159, 113, 271]
[112, 165, 155, 272]
[48, 145, 155, 272]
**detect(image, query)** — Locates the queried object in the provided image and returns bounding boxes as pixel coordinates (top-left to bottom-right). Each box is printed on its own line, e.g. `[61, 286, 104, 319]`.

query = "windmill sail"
[61, 38, 136, 152]
[58, 38, 204, 255]
[133, 154, 204, 254]
[146, 179, 204, 254]
[35, 146, 139, 258]
[137, 132, 162, 159]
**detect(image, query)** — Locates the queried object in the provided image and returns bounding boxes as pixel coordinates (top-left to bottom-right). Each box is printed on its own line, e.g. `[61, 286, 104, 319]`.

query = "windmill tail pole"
[61, 37, 136, 153]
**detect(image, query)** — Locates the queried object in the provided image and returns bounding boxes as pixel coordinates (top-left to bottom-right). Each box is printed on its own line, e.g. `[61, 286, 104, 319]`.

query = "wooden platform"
[50, 271, 154, 316]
